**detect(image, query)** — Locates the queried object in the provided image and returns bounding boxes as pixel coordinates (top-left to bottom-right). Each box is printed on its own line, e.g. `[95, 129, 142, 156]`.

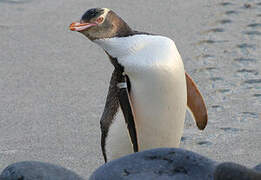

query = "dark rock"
[3, 150, 261, 180]
[89, 148, 217, 180]
[214, 162, 261, 180]
[0, 161, 84, 180]
[254, 163, 261, 172]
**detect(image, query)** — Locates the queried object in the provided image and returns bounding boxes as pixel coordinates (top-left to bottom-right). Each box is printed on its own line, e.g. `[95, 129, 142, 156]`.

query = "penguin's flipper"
[185, 72, 208, 130]
[117, 76, 139, 153]
[100, 69, 121, 163]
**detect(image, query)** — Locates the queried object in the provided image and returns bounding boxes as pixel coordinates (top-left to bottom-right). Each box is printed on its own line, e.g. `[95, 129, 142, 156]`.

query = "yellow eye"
[96, 17, 104, 24]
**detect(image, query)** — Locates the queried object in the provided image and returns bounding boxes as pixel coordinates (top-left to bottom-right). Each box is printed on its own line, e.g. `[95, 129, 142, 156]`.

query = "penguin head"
[70, 8, 132, 40]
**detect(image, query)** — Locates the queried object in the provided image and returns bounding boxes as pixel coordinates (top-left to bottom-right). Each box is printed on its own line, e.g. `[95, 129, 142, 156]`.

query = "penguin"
[70, 8, 208, 162]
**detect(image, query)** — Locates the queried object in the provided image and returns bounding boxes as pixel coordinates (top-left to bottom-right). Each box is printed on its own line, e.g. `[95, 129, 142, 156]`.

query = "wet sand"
[0, 0, 260, 178]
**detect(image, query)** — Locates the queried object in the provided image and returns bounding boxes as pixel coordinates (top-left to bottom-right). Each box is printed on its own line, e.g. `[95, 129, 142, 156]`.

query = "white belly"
[130, 63, 187, 151]
[106, 59, 187, 160]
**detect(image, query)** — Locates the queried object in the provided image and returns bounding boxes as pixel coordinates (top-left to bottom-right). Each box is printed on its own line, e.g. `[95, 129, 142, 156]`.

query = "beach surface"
[0, 0, 260, 178]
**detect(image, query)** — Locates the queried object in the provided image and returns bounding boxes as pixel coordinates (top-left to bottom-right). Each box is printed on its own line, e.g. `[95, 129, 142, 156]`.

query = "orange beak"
[69, 22, 97, 31]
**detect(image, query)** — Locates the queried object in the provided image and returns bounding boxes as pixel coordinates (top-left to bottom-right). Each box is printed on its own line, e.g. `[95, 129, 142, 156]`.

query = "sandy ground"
[0, 0, 260, 178]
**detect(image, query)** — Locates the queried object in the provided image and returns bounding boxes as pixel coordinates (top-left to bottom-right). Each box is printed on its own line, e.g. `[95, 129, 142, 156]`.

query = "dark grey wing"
[101, 53, 138, 163]
[118, 75, 139, 153]
[100, 69, 121, 163]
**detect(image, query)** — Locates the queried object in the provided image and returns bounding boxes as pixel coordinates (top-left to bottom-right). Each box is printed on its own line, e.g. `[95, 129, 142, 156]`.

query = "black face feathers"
[81, 8, 104, 22]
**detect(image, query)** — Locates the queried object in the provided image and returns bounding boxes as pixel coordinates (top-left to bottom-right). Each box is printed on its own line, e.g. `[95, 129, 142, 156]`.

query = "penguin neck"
[94, 34, 152, 58]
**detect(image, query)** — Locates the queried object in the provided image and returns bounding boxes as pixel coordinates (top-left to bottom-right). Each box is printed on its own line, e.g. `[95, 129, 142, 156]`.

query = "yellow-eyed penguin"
[70, 8, 208, 162]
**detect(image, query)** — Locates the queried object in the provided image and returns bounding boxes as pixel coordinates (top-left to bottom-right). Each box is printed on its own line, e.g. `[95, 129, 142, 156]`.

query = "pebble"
[0, 161, 84, 180]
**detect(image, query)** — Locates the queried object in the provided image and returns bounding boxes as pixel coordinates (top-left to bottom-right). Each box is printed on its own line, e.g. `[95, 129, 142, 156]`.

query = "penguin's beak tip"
[69, 22, 77, 31]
